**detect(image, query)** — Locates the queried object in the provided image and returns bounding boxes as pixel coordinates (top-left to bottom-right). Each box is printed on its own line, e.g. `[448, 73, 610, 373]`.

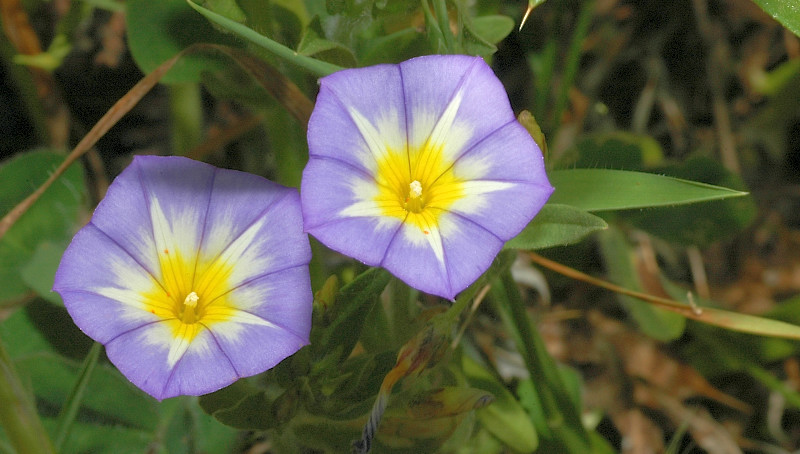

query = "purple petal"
[301, 158, 401, 265]
[302, 55, 553, 299]
[308, 64, 407, 173]
[448, 121, 553, 240]
[437, 213, 505, 298]
[54, 224, 163, 343]
[105, 325, 238, 399]
[54, 156, 312, 399]
[400, 55, 517, 160]
[380, 221, 452, 298]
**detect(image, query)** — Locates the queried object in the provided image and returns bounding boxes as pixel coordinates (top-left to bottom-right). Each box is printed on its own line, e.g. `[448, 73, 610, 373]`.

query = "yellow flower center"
[141, 246, 238, 342]
[374, 140, 465, 231]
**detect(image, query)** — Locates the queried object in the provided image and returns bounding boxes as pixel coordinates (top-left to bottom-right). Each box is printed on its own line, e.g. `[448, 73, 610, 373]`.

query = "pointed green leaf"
[623, 156, 756, 246]
[186, 0, 343, 77]
[311, 268, 392, 362]
[660, 281, 800, 342]
[463, 356, 538, 453]
[127, 0, 238, 84]
[21, 241, 68, 306]
[505, 204, 607, 250]
[752, 0, 800, 37]
[0, 150, 87, 304]
[548, 168, 747, 212]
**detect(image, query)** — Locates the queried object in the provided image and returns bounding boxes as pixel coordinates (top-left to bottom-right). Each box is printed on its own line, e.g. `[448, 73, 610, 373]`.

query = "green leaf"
[42, 419, 152, 454]
[202, 0, 246, 22]
[470, 15, 515, 45]
[21, 241, 68, 305]
[517, 378, 551, 439]
[505, 204, 607, 250]
[752, 0, 800, 37]
[568, 132, 663, 170]
[311, 268, 392, 362]
[360, 28, 423, 66]
[191, 405, 241, 453]
[126, 0, 239, 84]
[548, 168, 748, 212]
[685, 306, 800, 341]
[490, 271, 590, 452]
[270, 0, 310, 26]
[209, 390, 276, 430]
[157, 397, 241, 454]
[0, 150, 87, 304]
[1, 310, 158, 430]
[296, 16, 357, 68]
[460, 17, 499, 57]
[186, 0, 343, 77]
[623, 156, 756, 246]
[18, 353, 159, 430]
[314, 350, 396, 419]
[463, 356, 538, 453]
[659, 281, 800, 342]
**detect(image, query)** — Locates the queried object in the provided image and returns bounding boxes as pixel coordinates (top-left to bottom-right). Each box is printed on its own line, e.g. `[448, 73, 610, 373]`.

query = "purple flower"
[53, 156, 312, 400]
[301, 55, 553, 299]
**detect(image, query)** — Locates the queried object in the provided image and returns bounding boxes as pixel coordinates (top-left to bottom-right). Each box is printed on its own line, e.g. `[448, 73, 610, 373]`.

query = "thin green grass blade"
[185, 0, 343, 77]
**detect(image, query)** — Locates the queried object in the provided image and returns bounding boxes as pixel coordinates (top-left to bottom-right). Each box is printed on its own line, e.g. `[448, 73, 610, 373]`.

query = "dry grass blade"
[0, 43, 316, 242]
[529, 251, 800, 340]
[0, 48, 184, 241]
[208, 45, 314, 127]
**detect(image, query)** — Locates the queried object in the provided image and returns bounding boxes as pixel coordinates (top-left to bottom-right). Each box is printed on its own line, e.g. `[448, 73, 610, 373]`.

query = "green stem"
[0, 338, 55, 454]
[185, 0, 343, 77]
[170, 82, 204, 155]
[493, 269, 590, 452]
[551, 0, 594, 130]
[420, 0, 447, 53]
[53, 342, 102, 451]
[531, 40, 557, 127]
[432, 0, 458, 53]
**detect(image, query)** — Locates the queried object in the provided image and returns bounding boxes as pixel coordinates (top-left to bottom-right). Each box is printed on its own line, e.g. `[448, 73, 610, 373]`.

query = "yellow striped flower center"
[141, 246, 238, 342]
[374, 140, 465, 232]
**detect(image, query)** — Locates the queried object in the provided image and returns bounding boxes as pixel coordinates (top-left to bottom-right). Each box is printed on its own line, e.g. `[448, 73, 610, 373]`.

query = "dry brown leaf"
[591, 312, 751, 414]
[655, 387, 743, 454]
[611, 408, 665, 454]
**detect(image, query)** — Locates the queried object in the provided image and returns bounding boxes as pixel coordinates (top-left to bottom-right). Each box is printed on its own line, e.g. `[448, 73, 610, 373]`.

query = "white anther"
[183, 291, 199, 308]
[409, 180, 423, 198]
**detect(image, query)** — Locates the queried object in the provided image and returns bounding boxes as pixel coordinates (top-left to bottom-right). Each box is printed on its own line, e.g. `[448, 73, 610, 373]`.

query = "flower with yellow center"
[54, 156, 312, 399]
[302, 55, 553, 299]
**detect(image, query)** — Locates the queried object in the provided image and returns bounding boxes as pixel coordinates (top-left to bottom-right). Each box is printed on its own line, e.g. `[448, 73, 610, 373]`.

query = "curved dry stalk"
[0, 43, 316, 241]
[0, 50, 183, 241]
[528, 251, 800, 341]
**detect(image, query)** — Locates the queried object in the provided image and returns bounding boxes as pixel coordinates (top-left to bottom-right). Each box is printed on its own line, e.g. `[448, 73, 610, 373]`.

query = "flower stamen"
[404, 180, 425, 213]
[181, 291, 200, 324]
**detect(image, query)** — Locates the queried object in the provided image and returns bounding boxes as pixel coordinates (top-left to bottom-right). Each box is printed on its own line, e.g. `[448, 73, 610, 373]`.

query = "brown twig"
[527, 251, 800, 340]
[0, 43, 316, 241]
[529, 251, 693, 312]
[0, 49, 183, 241]
[186, 113, 265, 161]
